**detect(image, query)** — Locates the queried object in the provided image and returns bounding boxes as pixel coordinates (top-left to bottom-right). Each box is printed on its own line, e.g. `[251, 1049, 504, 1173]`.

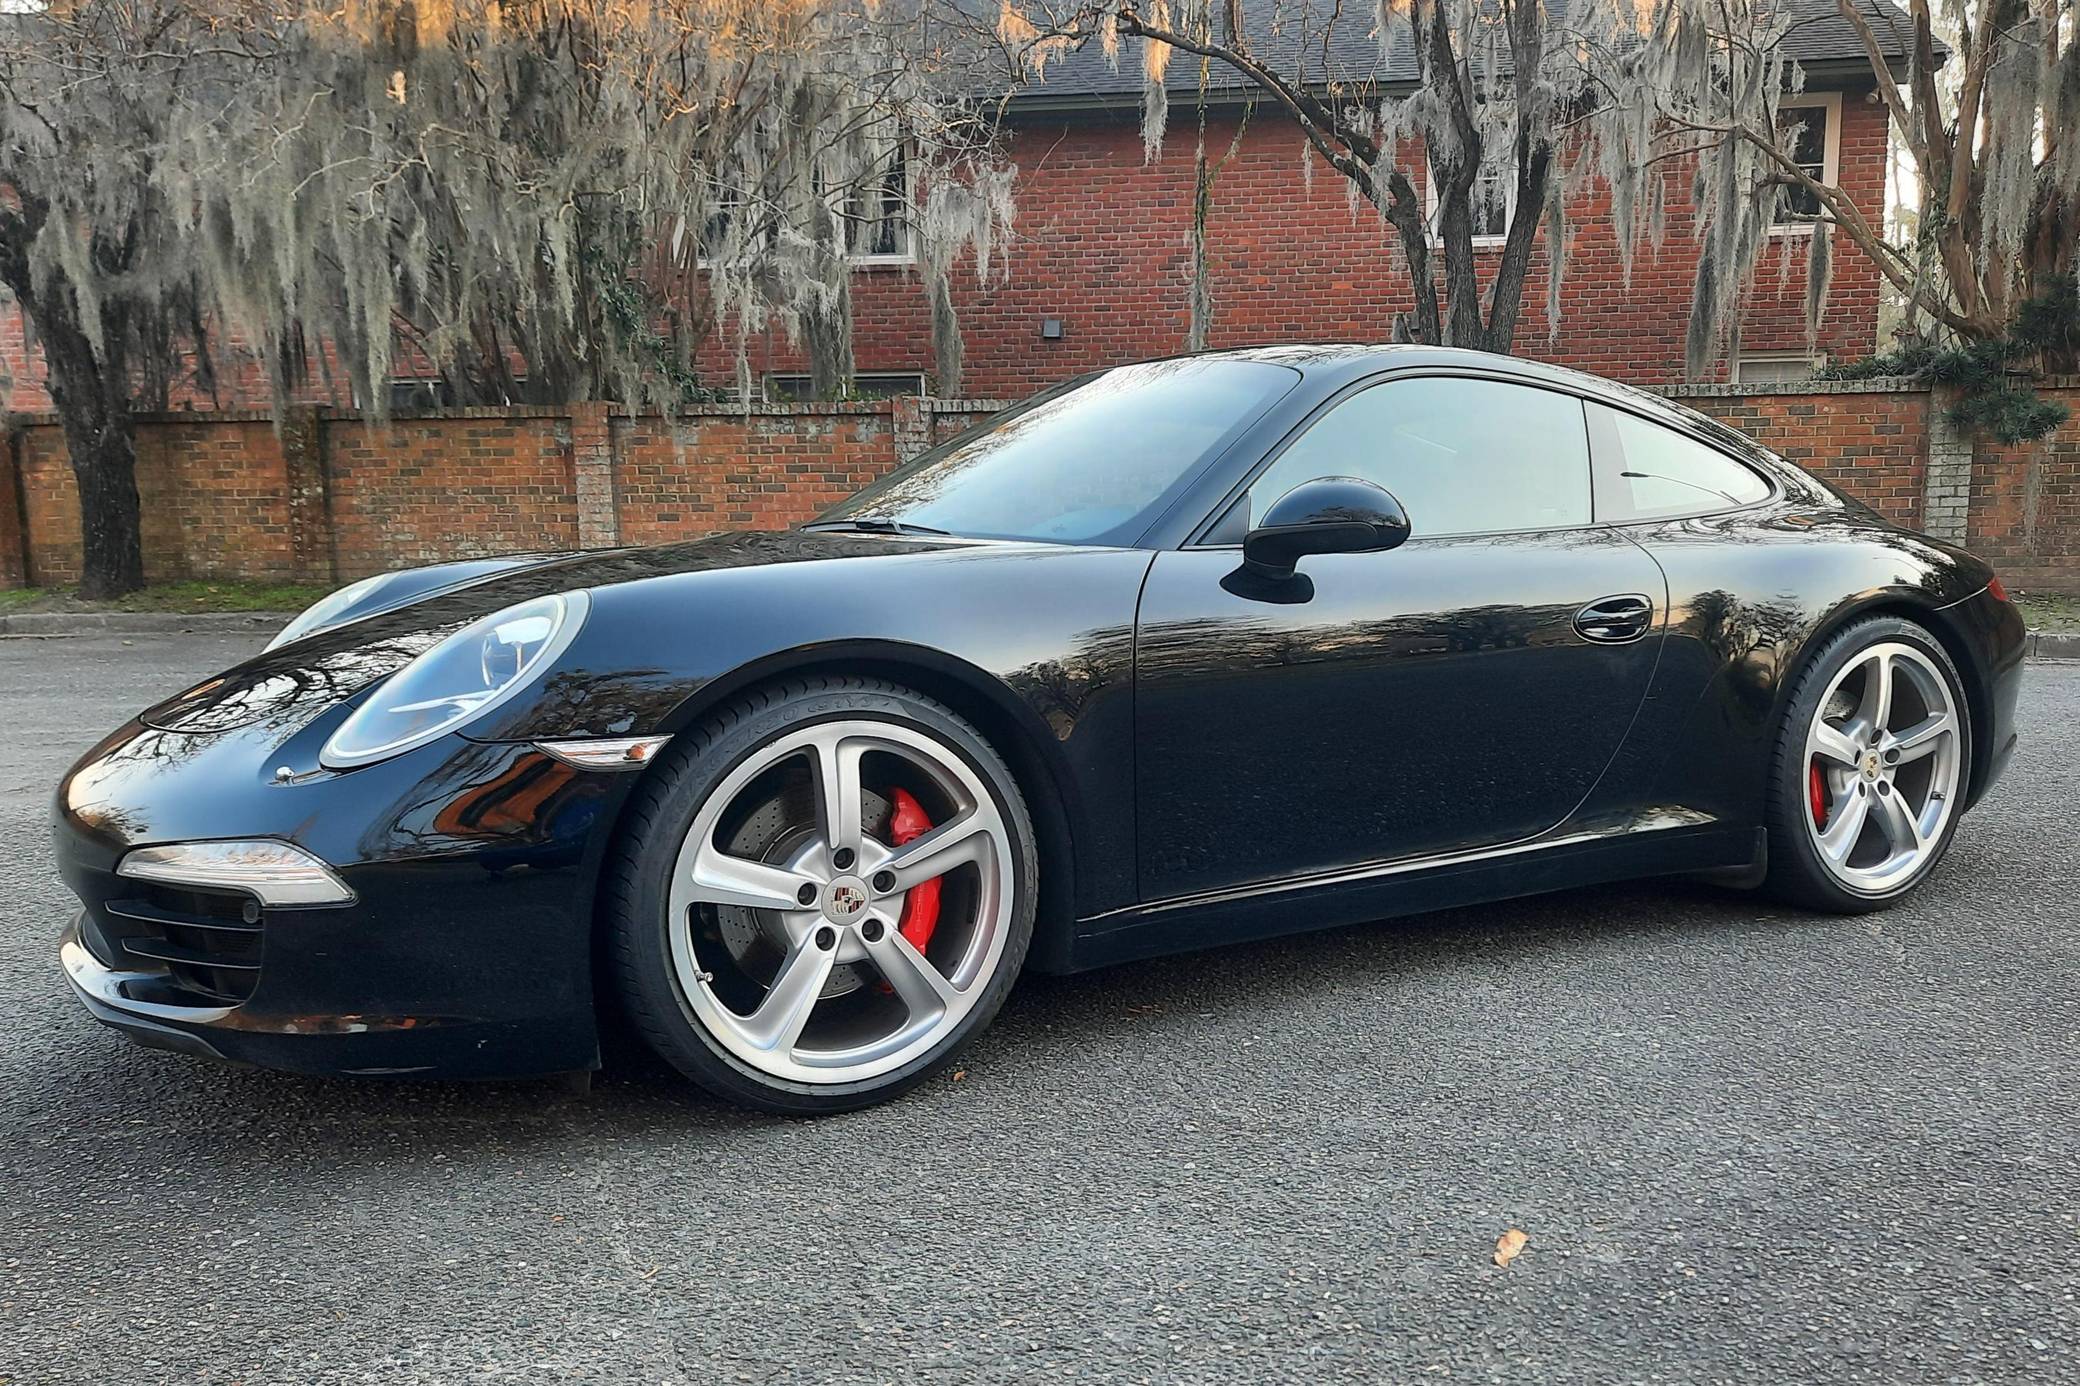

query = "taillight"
[1987, 574, 2011, 603]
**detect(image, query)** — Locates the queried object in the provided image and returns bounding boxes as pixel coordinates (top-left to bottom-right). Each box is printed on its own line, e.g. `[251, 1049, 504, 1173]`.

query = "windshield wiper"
[803, 515, 954, 537]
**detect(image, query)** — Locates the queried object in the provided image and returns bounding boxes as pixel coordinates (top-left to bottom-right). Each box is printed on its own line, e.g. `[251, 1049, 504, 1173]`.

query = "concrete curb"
[0, 610, 292, 637]
[2032, 631, 2080, 661]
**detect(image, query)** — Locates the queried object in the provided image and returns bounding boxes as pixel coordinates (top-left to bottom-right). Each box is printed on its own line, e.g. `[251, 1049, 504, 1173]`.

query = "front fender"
[470, 542, 1155, 920]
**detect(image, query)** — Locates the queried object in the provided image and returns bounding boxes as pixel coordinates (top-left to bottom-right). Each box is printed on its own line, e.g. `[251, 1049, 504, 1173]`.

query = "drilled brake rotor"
[715, 786, 893, 1000]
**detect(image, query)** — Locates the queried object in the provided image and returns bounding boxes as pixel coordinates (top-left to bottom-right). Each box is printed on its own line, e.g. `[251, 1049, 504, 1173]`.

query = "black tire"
[1762, 615, 1972, 913]
[605, 676, 1038, 1114]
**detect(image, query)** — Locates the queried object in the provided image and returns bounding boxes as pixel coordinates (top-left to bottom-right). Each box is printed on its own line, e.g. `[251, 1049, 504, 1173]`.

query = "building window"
[1732, 353, 1820, 384]
[1772, 95, 1840, 231]
[695, 144, 913, 268]
[1426, 157, 1512, 247]
[840, 145, 912, 264]
[766, 370, 927, 402]
[387, 377, 454, 411]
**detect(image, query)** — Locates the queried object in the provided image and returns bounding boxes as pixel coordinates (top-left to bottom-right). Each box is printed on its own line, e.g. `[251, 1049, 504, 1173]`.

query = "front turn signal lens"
[116, 840, 357, 908]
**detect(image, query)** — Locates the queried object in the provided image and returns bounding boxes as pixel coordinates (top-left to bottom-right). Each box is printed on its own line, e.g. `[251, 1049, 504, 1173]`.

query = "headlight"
[320, 592, 588, 768]
[266, 574, 389, 651]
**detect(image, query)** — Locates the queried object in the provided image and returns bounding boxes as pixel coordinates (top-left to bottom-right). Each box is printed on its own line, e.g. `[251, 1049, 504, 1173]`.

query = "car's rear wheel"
[1764, 615, 1971, 912]
[606, 676, 1036, 1113]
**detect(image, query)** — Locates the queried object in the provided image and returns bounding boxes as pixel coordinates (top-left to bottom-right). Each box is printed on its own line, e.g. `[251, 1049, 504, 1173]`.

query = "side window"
[1590, 403, 1773, 522]
[1244, 378, 1592, 538]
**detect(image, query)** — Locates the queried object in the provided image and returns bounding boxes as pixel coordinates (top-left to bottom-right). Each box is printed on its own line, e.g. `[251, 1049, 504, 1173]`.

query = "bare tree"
[175, 1, 1017, 410]
[1, 0, 1018, 595]
[0, 1, 248, 596]
[1609, 0, 2080, 369]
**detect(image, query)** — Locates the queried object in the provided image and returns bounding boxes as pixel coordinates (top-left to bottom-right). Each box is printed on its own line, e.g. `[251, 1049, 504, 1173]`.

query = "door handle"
[1574, 594, 1654, 644]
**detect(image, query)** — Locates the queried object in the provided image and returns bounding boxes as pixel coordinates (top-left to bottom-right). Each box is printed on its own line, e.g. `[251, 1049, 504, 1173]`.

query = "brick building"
[0, 1, 1911, 411]
[715, 0, 1909, 400]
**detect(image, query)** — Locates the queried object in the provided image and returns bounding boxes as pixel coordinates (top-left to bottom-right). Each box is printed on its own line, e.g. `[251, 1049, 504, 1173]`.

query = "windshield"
[815, 358, 1302, 545]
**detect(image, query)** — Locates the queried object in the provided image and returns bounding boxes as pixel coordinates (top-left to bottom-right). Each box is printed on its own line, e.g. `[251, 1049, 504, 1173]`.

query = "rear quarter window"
[1590, 402, 1774, 522]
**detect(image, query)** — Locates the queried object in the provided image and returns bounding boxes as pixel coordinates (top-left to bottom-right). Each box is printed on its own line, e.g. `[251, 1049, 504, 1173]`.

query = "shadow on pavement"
[45, 872, 1829, 1170]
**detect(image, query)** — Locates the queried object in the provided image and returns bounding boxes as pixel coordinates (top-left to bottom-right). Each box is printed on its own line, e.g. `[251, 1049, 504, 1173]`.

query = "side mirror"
[1241, 477, 1412, 580]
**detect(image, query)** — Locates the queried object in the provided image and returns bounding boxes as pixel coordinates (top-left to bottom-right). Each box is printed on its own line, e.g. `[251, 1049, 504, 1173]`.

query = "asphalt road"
[2, 632, 2075, 1385]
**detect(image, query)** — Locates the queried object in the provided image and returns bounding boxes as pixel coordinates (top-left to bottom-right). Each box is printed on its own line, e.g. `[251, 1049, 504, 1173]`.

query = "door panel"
[1133, 529, 1668, 900]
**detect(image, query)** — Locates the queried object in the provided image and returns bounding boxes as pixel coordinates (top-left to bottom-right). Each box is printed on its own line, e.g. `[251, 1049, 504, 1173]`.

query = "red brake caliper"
[1809, 758, 1828, 826]
[887, 788, 942, 952]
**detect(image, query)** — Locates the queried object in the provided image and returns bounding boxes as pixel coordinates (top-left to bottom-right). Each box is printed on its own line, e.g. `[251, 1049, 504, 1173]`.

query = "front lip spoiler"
[61, 921, 233, 1060]
[61, 921, 235, 1026]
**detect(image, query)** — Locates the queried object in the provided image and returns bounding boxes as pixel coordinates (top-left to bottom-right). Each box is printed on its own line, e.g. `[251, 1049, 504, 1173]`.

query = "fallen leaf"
[1493, 1228, 1528, 1268]
[951, 1069, 967, 1082]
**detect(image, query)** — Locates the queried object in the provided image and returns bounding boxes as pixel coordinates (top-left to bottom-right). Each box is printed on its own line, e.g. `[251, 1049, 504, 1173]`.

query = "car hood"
[138, 529, 984, 736]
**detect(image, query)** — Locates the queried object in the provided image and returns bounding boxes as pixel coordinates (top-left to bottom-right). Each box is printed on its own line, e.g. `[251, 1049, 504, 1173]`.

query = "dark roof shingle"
[991, 0, 1927, 107]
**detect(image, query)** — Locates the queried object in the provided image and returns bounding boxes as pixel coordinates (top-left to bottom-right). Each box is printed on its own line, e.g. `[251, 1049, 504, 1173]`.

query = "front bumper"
[55, 715, 641, 1080]
[60, 917, 588, 1077]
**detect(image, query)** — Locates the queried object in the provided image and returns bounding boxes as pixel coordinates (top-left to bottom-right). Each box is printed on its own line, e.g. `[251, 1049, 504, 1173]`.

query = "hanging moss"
[148, 1, 1015, 414]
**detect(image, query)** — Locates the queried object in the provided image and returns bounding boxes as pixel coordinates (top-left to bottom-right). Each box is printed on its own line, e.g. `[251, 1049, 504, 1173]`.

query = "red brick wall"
[11, 415, 303, 584]
[0, 403, 912, 586]
[611, 405, 897, 547]
[1669, 382, 1929, 528]
[323, 410, 581, 579]
[1964, 382, 2080, 590]
[4, 383, 2076, 593]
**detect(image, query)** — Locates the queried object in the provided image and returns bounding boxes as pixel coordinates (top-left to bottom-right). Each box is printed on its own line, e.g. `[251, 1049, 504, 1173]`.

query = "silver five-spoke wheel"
[1802, 640, 1962, 894]
[665, 718, 1016, 1086]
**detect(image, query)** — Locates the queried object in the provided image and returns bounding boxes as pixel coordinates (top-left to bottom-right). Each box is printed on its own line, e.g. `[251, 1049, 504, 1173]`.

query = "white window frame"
[693, 144, 916, 271]
[1731, 352, 1821, 383]
[840, 144, 916, 268]
[1769, 92, 1842, 238]
[1425, 159, 1513, 250]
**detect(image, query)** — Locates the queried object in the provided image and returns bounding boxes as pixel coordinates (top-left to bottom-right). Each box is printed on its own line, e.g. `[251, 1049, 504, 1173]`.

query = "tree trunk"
[1186, 138, 1214, 352]
[1383, 170, 1443, 344]
[1481, 141, 1554, 353]
[926, 259, 964, 396]
[803, 201, 855, 399]
[35, 286, 145, 599]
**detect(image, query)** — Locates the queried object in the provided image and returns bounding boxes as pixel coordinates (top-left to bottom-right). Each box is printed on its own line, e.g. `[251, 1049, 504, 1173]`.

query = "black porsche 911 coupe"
[56, 345, 2026, 1112]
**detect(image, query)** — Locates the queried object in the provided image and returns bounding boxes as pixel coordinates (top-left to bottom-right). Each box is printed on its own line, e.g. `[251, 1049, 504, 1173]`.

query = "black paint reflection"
[1135, 528, 1669, 896]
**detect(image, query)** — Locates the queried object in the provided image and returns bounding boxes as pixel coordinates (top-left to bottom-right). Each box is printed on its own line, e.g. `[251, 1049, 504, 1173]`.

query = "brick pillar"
[279, 407, 336, 584]
[569, 402, 620, 549]
[892, 395, 932, 462]
[1921, 389, 1973, 543]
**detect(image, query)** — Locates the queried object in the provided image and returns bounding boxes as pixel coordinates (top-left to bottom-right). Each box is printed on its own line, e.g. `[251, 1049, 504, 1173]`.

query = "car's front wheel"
[606, 676, 1036, 1113]
[1764, 615, 1972, 912]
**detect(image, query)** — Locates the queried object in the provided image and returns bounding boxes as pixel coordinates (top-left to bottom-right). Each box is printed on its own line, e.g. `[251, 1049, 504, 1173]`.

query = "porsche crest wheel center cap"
[822, 878, 870, 924]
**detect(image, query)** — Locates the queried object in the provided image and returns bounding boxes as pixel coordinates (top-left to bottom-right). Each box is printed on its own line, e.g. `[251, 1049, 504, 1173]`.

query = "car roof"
[1195, 341, 1732, 429]
[1182, 341, 1646, 402]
